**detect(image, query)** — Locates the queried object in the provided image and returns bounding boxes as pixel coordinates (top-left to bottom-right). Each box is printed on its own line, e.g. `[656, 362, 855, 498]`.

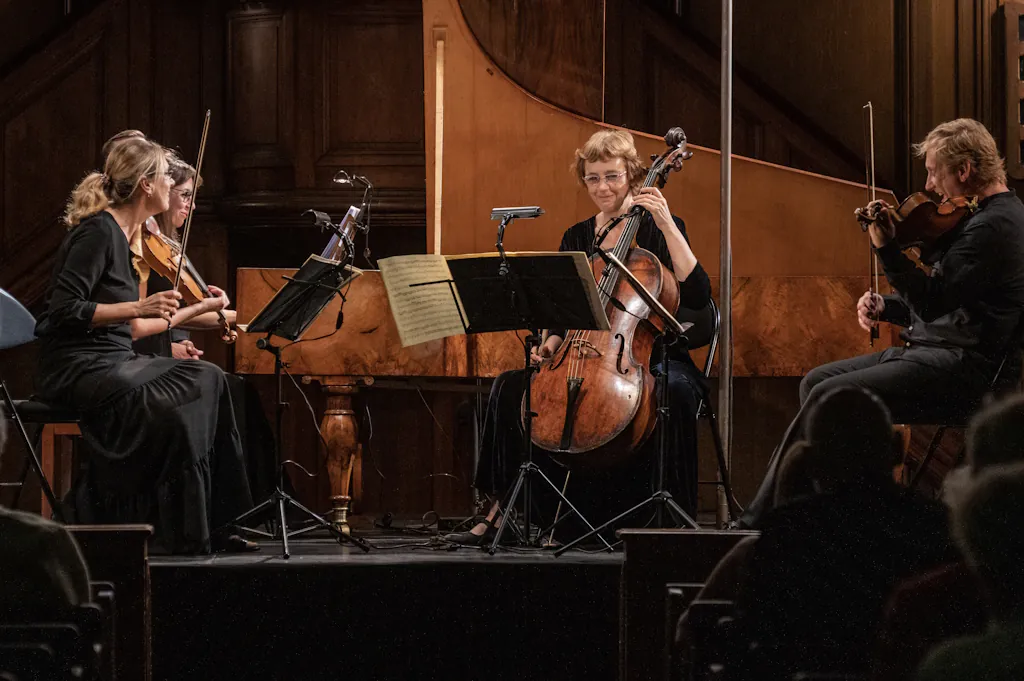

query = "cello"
[529, 128, 692, 468]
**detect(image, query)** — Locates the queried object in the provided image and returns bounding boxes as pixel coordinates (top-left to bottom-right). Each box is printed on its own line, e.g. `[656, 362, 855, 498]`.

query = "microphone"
[336, 307, 344, 331]
[304, 209, 335, 232]
[490, 206, 544, 220]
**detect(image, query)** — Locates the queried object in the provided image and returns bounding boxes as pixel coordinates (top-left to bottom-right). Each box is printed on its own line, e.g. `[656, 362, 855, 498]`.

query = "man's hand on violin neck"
[865, 199, 896, 248]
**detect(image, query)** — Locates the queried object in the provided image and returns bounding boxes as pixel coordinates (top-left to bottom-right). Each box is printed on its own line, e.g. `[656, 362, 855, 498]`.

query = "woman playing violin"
[445, 129, 712, 545]
[740, 118, 1024, 527]
[132, 155, 238, 359]
[34, 136, 255, 554]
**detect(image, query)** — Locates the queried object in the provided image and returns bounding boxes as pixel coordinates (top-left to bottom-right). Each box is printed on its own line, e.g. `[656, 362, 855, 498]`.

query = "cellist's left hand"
[632, 187, 674, 232]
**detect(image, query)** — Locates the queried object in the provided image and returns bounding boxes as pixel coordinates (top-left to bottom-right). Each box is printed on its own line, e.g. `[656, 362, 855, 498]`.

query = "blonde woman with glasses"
[33, 136, 256, 554]
[446, 129, 712, 545]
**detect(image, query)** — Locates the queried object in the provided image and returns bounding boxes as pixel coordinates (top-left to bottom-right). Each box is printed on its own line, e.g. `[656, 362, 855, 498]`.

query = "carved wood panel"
[0, 2, 133, 305]
[226, 6, 294, 191]
[308, 1, 425, 189]
[459, 0, 604, 120]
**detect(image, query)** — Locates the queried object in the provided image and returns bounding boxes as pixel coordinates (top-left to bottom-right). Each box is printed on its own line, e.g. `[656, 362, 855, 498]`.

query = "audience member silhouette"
[872, 395, 1024, 680]
[0, 408, 92, 620]
[729, 386, 955, 681]
[915, 463, 1024, 680]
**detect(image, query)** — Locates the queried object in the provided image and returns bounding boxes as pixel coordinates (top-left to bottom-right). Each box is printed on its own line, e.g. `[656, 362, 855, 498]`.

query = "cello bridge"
[569, 338, 602, 358]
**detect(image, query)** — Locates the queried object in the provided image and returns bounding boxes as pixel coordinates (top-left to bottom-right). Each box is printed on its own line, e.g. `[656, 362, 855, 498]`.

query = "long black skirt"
[474, 359, 703, 520]
[67, 357, 253, 554]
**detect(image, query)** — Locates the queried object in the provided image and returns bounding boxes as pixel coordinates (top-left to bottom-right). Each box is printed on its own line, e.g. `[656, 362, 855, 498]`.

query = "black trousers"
[740, 345, 1000, 526]
[474, 359, 704, 519]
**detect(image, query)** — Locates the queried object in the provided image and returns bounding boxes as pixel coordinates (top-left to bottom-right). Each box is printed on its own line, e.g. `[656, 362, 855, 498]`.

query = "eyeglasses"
[583, 171, 628, 187]
[172, 188, 195, 201]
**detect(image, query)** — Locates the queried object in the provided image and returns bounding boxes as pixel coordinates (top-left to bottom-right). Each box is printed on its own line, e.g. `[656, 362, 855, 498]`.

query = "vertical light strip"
[433, 30, 446, 255]
[717, 0, 734, 528]
[601, 0, 606, 121]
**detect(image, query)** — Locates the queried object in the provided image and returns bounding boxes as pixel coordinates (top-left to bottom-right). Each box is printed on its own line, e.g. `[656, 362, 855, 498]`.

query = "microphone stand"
[555, 247, 699, 556]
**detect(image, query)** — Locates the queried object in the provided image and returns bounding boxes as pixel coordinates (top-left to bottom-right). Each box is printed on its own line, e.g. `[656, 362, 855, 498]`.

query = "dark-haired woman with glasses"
[131, 156, 237, 359]
[445, 129, 712, 545]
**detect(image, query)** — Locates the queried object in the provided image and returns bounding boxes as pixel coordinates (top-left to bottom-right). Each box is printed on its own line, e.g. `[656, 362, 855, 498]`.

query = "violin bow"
[173, 109, 211, 292]
[862, 101, 880, 347]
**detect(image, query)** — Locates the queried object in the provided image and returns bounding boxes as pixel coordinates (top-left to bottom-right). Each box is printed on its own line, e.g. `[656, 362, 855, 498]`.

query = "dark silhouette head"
[804, 386, 894, 488]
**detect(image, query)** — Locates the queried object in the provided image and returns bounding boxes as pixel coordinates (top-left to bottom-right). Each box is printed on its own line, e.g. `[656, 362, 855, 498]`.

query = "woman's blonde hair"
[571, 129, 646, 193]
[64, 137, 169, 227]
[913, 118, 1007, 189]
[152, 155, 203, 241]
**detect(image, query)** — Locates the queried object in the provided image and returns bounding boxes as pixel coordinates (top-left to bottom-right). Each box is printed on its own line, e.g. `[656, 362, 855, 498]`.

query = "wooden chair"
[896, 334, 1024, 497]
[1, 383, 81, 520]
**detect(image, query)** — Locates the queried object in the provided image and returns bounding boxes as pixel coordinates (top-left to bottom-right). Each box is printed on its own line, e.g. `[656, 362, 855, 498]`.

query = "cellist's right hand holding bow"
[857, 290, 885, 331]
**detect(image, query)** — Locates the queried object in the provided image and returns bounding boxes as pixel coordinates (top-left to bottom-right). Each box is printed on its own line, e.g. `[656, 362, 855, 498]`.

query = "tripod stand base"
[489, 461, 614, 555]
[554, 490, 698, 556]
[231, 487, 370, 558]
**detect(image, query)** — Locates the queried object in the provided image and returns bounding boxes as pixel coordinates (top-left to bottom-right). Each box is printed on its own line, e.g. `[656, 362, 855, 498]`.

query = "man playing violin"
[740, 117, 1024, 526]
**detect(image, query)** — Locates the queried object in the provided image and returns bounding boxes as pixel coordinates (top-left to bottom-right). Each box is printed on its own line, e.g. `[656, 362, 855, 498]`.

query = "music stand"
[230, 254, 370, 557]
[554, 247, 699, 556]
[440, 251, 615, 553]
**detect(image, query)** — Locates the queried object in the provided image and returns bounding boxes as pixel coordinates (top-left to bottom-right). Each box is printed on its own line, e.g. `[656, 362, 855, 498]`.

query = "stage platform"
[149, 534, 623, 681]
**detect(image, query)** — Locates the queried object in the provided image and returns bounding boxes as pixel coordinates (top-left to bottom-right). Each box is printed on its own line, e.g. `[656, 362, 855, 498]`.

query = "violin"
[855, 192, 977, 250]
[140, 221, 237, 343]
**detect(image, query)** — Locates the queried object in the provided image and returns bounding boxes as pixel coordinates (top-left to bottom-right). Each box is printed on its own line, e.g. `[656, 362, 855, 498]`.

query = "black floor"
[150, 535, 623, 681]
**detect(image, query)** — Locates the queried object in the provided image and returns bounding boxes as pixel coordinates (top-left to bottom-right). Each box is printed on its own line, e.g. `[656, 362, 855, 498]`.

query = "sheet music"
[377, 254, 467, 347]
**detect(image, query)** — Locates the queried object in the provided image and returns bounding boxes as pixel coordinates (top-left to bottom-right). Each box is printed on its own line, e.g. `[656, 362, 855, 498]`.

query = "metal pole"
[716, 0, 734, 528]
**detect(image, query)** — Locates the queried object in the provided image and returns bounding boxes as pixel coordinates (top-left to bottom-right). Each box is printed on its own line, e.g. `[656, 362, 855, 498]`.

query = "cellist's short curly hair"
[913, 118, 1006, 189]
[572, 129, 646, 193]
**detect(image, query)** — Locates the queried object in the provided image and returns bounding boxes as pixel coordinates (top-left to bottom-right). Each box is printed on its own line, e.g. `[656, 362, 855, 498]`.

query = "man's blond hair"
[913, 118, 1006, 189]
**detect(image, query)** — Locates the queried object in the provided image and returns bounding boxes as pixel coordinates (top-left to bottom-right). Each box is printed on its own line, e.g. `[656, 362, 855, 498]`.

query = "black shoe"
[212, 527, 261, 553]
[443, 517, 498, 546]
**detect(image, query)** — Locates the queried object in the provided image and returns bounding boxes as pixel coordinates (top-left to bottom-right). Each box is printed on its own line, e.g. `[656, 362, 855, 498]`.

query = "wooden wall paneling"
[201, 0, 227, 196]
[0, 1, 69, 71]
[126, 0, 153, 129]
[225, 4, 295, 193]
[0, 1, 132, 306]
[310, 1, 426, 191]
[684, 0, 897, 190]
[458, 0, 605, 120]
[895, 0, 912, 197]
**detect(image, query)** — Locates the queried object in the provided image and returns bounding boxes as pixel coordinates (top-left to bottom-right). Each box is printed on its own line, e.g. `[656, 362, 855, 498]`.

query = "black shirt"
[876, 190, 1024, 360]
[552, 212, 711, 332]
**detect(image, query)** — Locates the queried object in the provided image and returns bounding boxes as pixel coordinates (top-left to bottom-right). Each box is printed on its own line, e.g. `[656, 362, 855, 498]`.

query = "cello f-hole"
[615, 333, 628, 374]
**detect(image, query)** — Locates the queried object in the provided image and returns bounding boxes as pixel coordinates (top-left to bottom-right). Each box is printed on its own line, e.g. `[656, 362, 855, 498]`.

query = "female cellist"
[34, 136, 256, 554]
[445, 129, 712, 545]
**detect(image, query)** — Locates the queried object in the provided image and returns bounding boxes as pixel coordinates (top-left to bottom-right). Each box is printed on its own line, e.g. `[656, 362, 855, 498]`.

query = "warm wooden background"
[1, 0, 1018, 519]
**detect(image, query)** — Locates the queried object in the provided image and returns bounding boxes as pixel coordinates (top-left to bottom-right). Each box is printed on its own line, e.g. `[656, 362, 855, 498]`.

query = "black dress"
[131, 269, 279, 502]
[34, 212, 253, 554]
[473, 212, 712, 518]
